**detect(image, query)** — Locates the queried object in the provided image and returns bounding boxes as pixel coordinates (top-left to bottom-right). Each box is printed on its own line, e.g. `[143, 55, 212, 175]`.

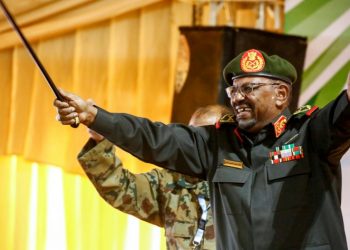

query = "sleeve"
[89, 109, 215, 179]
[310, 91, 350, 165]
[77, 138, 166, 227]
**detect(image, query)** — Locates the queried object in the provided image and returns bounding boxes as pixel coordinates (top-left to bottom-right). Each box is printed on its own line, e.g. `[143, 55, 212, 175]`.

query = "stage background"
[284, 0, 350, 243]
[0, 0, 349, 249]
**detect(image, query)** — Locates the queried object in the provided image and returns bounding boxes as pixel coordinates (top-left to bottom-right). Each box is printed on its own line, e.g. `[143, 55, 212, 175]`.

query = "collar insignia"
[219, 114, 235, 123]
[216, 114, 235, 129]
[270, 144, 304, 164]
[273, 115, 287, 138]
[240, 49, 265, 72]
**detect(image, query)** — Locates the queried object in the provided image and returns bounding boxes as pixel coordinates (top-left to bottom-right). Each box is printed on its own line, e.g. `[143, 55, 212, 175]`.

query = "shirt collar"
[235, 108, 292, 143]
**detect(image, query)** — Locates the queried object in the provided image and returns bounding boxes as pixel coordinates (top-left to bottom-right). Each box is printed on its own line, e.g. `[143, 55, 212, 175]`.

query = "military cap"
[223, 49, 297, 85]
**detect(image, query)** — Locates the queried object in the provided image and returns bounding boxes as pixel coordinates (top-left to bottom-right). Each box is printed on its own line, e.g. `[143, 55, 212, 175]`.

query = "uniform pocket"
[170, 221, 195, 237]
[266, 158, 310, 181]
[266, 159, 312, 211]
[212, 166, 250, 215]
[165, 221, 194, 250]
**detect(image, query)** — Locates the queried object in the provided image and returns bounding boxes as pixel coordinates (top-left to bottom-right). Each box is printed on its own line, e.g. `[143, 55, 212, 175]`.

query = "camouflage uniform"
[78, 139, 216, 250]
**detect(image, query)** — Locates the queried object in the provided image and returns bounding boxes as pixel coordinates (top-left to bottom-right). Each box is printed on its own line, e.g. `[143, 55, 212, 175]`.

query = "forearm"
[311, 91, 350, 162]
[78, 139, 163, 226]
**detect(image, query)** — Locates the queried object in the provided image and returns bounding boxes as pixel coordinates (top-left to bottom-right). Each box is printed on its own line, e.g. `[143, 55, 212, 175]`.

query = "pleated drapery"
[0, 1, 284, 249]
[0, 1, 191, 249]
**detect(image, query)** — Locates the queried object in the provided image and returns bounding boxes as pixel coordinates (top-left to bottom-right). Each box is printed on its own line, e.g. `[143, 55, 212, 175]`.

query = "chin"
[237, 119, 256, 131]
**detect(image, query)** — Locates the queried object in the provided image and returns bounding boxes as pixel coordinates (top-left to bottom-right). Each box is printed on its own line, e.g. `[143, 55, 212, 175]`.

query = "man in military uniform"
[54, 49, 350, 249]
[78, 105, 232, 250]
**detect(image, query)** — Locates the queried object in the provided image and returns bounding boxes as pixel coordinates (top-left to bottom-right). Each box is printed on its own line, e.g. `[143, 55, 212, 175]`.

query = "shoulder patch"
[293, 105, 318, 117]
[215, 114, 235, 129]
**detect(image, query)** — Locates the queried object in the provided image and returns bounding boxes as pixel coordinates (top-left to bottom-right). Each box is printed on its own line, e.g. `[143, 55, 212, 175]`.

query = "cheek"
[255, 96, 275, 114]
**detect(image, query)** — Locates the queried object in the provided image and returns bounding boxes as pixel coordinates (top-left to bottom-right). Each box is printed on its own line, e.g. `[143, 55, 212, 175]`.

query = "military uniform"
[89, 92, 350, 249]
[78, 139, 215, 250]
[83, 49, 350, 249]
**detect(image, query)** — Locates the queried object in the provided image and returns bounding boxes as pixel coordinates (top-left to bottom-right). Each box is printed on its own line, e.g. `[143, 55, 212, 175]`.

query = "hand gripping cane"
[0, 0, 79, 128]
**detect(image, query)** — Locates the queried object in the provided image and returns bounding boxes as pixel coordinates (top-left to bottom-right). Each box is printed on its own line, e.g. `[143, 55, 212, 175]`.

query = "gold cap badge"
[240, 49, 265, 72]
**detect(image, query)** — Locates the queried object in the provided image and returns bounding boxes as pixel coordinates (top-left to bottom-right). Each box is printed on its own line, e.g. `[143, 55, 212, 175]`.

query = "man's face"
[227, 76, 282, 133]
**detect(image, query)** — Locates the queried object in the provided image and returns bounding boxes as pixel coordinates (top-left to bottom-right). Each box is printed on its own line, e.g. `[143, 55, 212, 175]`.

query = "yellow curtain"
[0, 1, 192, 249]
[0, 155, 166, 250]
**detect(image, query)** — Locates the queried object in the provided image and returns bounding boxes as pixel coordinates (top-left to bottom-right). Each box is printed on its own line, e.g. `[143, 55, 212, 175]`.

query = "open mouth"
[236, 105, 252, 114]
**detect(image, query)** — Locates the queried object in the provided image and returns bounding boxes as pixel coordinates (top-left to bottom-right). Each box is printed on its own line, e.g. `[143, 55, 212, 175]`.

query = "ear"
[274, 84, 290, 108]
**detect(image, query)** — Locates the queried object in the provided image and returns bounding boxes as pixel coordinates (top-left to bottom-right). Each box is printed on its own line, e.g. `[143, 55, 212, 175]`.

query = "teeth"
[236, 107, 250, 113]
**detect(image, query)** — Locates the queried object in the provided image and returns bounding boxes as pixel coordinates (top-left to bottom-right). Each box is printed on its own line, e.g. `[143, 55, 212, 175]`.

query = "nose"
[230, 90, 245, 104]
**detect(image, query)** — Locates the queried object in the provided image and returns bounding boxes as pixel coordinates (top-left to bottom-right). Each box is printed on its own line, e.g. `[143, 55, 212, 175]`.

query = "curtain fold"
[0, 156, 166, 250]
[0, 1, 191, 249]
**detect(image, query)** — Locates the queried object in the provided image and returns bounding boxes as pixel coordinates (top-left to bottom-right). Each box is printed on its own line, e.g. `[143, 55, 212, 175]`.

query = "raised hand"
[53, 89, 97, 126]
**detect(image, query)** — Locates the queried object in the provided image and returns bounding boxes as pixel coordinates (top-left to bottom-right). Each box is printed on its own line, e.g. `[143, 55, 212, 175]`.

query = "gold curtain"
[0, 155, 166, 250]
[0, 1, 284, 249]
[0, 1, 192, 249]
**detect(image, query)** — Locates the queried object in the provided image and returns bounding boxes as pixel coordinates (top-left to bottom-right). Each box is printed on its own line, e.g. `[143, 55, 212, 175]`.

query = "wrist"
[83, 104, 98, 126]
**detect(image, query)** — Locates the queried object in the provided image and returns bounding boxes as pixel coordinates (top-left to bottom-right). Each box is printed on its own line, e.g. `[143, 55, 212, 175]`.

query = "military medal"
[270, 144, 304, 164]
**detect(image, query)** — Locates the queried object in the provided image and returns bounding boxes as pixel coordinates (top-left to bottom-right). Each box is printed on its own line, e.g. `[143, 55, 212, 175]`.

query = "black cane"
[0, 0, 79, 128]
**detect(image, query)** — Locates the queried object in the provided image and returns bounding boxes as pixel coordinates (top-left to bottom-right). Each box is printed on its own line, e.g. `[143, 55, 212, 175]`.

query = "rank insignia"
[269, 144, 304, 164]
[293, 105, 312, 116]
[293, 105, 319, 117]
[216, 114, 235, 129]
[223, 159, 243, 169]
[240, 49, 265, 72]
[273, 115, 287, 138]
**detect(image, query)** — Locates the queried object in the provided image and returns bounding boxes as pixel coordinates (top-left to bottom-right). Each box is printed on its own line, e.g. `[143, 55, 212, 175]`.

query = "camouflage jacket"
[78, 139, 216, 250]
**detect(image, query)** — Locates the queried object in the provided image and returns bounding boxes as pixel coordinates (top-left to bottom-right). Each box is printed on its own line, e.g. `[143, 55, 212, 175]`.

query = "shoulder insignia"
[293, 105, 318, 117]
[215, 114, 235, 129]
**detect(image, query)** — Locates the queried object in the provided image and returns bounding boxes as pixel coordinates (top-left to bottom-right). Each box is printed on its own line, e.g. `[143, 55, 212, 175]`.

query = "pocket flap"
[267, 159, 310, 181]
[212, 166, 250, 184]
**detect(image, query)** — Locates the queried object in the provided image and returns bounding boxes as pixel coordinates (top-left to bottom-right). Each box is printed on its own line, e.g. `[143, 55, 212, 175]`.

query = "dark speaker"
[171, 26, 307, 124]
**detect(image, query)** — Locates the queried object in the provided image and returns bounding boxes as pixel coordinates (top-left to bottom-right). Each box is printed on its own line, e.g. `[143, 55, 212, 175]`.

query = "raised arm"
[54, 89, 213, 179]
[310, 73, 350, 165]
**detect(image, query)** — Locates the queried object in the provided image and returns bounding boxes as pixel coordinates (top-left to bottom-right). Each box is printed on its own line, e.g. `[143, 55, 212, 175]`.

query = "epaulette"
[292, 105, 318, 118]
[215, 114, 235, 129]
